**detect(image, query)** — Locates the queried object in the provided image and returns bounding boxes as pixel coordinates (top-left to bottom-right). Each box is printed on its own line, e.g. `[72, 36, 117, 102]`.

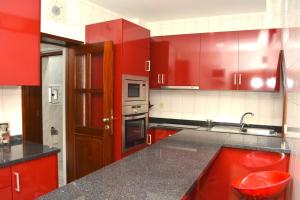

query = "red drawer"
[0, 167, 11, 189]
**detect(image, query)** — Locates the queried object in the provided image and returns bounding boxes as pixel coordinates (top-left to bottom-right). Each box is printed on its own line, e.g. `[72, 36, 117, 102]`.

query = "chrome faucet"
[240, 112, 254, 131]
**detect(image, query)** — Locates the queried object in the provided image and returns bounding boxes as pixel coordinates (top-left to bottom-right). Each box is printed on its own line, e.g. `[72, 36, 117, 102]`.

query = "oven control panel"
[122, 104, 148, 115]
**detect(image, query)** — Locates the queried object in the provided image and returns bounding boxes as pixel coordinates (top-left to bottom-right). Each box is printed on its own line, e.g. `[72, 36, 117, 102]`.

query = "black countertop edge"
[0, 142, 60, 168]
[149, 117, 282, 133]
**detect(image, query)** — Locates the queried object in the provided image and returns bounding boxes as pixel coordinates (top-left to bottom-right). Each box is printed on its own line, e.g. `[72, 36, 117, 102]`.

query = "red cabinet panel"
[147, 128, 178, 144]
[238, 29, 281, 91]
[0, 167, 11, 189]
[150, 34, 200, 88]
[199, 32, 239, 90]
[122, 20, 150, 76]
[0, 0, 40, 85]
[11, 155, 58, 200]
[150, 38, 169, 88]
[0, 187, 12, 200]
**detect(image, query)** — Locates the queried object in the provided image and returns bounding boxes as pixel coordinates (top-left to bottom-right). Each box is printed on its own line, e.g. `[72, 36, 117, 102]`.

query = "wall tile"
[150, 90, 282, 126]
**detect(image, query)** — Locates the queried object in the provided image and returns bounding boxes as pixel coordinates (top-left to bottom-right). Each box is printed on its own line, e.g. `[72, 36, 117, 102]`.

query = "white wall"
[0, 87, 22, 136]
[150, 90, 283, 126]
[146, 0, 286, 36]
[41, 0, 146, 41]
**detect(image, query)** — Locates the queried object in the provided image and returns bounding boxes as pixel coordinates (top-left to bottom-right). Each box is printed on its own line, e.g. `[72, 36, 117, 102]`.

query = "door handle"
[14, 172, 20, 192]
[145, 60, 151, 71]
[147, 134, 152, 145]
[238, 74, 242, 85]
[102, 118, 110, 123]
[158, 74, 161, 84]
[161, 74, 165, 84]
[234, 74, 237, 85]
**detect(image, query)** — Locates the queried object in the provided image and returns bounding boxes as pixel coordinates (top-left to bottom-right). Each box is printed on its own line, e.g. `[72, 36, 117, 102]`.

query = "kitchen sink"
[209, 126, 279, 137]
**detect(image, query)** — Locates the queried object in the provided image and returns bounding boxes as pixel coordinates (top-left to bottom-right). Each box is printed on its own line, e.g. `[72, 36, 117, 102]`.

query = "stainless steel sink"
[209, 126, 279, 136]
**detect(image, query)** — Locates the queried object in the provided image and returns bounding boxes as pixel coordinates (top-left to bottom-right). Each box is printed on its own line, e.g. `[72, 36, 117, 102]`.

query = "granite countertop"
[39, 130, 289, 200]
[0, 141, 60, 168]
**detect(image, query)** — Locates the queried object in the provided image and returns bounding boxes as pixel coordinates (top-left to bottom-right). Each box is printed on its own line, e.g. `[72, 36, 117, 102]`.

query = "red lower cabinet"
[147, 128, 178, 145]
[183, 148, 290, 200]
[11, 155, 58, 200]
[0, 167, 12, 200]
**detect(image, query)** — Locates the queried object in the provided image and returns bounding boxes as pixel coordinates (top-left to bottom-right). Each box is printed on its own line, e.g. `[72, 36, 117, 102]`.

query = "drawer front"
[0, 167, 11, 189]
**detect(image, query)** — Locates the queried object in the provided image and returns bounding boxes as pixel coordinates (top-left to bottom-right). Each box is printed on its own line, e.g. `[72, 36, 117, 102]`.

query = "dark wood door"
[67, 42, 114, 182]
[22, 86, 43, 144]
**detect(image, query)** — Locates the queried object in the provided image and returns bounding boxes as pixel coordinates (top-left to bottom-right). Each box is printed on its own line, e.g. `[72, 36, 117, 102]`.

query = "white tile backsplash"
[0, 86, 22, 136]
[150, 90, 283, 126]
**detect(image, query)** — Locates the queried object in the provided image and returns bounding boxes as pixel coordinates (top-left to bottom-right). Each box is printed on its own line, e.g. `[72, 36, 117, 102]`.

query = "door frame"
[22, 33, 83, 143]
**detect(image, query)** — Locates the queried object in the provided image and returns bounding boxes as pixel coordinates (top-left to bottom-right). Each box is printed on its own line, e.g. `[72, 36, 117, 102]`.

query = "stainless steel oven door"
[122, 113, 148, 152]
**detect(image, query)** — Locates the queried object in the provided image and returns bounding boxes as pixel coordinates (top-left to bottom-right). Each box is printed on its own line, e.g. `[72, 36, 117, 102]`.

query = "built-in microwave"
[122, 75, 149, 106]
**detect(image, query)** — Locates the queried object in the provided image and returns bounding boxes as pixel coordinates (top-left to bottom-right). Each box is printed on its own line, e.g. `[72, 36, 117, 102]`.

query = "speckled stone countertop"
[0, 141, 60, 168]
[39, 130, 289, 200]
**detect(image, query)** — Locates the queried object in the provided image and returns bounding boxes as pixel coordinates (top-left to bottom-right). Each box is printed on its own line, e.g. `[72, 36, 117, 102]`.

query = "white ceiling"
[89, 0, 266, 21]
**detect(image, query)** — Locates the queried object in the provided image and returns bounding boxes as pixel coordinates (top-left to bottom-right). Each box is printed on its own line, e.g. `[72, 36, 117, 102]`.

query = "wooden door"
[22, 86, 43, 144]
[67, 42, 114, 182]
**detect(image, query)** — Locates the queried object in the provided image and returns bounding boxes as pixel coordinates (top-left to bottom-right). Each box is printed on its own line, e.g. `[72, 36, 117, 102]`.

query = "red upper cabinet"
[0, 0, 40, 85]
[122, 20, 150, 76]
[11, 155, 58, 200]
[150, 34, 201, 88]
[238, 29, 281, 91]
[199, 32, 239, 90]
[86, 19, 150, 77]
[150, 37, 169, 88]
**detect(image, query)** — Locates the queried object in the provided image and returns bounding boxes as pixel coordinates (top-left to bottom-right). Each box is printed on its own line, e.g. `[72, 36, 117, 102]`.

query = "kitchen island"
[39, 130, 289, 200]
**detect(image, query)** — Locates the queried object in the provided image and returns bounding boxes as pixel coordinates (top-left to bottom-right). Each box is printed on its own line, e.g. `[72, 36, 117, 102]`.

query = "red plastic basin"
[232, 171, 291, 199]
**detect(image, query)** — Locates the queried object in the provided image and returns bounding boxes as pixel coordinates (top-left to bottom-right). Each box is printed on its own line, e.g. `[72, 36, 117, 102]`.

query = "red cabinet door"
[150, 34, 200, 88]
[11, 155, 58, 200]
[122, 20, 150, 76]
[0, 167, 11, 189]
[199, 32, 239, 90]
[238, 29, 281, 91]
[153, 129, 178, 143]
[0, 0, 40, 85]
[165, 34, 201, 86]
[0, 187, 12, 200]
[150, 37, 169, 88]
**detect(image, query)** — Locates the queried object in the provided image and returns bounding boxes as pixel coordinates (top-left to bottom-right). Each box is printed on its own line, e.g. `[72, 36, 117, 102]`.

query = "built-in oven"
[122, 74, 149, 152]
[122, 75, 148, 105]
[122, 113, 148, 152]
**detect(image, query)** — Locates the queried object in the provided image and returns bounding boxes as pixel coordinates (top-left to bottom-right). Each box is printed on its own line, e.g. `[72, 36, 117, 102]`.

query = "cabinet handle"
[14, 172, 20, 192]
[162, 74, 165, 84]
[147, 134, 152, 145]
[239, 74, 242, 85]
[145, 60, 151, 71]
[234, 74, 237, 85]
[158, 74, 161, 84]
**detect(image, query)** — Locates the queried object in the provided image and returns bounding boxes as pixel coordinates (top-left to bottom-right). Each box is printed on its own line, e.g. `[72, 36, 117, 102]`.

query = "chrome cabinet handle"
[145, 60, 151, 71]
[162, 74, 165, 84]
[234, 74, 237, 85]
[158, 74, 161, 84]
[14, 172, 20, 192]
[239, 74, 242, 85]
